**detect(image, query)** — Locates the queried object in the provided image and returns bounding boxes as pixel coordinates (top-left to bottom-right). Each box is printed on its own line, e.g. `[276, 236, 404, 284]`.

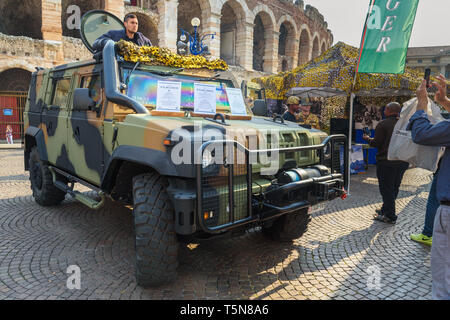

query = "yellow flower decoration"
[117, 40, 229, 71]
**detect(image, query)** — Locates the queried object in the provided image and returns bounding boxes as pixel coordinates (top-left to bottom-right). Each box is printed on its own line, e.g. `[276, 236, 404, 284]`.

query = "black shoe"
[375, 208, 382, 215]
[373, 213, 396, 225]
[382, 216, 397, 225]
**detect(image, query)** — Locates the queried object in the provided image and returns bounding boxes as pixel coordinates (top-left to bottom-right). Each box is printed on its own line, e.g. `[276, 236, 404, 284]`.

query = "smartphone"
[424, 68, 431, 88]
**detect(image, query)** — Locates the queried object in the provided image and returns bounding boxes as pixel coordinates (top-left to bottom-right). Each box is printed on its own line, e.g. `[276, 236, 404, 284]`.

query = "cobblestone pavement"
[0, 149, 434, 300]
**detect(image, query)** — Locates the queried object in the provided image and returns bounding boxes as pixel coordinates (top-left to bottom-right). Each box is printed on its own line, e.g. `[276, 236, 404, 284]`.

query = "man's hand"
[433, 74, 450, 112]
[362, 134, 370, 141]
[416, 79, 429, 111]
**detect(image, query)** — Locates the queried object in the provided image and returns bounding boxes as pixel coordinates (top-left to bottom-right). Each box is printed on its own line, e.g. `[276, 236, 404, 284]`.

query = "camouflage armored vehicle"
[23, 11, 348, 287]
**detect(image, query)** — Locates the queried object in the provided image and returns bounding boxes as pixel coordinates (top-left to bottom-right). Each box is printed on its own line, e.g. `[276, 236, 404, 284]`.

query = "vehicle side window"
[51, 79, 71, 107]
[80, 75, 102, 104]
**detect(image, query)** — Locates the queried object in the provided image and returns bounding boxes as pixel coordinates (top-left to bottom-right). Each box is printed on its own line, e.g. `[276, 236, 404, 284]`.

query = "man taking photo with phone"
[411, 75, 450, 300]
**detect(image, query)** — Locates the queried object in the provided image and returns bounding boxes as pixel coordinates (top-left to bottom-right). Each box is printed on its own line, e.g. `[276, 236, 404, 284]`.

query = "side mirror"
[252, 99, 268, 117]
[73, 88, 96, 111]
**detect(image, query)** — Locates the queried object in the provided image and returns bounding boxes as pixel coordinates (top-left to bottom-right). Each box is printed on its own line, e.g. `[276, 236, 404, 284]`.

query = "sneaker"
[410, 233, 432, 246]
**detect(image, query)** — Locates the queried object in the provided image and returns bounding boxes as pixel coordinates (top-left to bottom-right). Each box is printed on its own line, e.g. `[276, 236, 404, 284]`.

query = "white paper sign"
[194, 83, 217, 114]
[156, 81, 182, 112]
[225, 88, 247, 116]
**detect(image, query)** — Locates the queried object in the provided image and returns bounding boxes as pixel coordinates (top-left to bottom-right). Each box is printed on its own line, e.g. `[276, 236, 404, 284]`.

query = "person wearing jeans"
[412, 76, 450, 300]
[410, 168, 441, 246]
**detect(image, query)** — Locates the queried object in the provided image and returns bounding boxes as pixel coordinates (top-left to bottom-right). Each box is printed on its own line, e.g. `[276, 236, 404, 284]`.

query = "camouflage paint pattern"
[24, 59, 331, 228]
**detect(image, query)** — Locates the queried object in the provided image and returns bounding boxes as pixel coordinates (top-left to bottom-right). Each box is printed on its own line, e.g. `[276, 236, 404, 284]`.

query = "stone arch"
[0, 0, 43, 39]
[312, 35, 320, 59]
[127, 11, 159, 46]
[217, 0, 252, 23]
[0, 62, 36, 75]
[177, 0, 213, 38]
[0, 68, 32, 92]
[220, 0, 247, 66]
[252, 6, 276, 72]
[62, 0, 104, 39]
[298, 26, 311, 66]
[277, 15, 299, 38]
[252, 5, 277, 28]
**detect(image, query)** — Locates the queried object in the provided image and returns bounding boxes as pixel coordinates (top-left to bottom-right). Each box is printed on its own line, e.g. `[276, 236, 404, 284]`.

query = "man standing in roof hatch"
[93, 13, 152, 52]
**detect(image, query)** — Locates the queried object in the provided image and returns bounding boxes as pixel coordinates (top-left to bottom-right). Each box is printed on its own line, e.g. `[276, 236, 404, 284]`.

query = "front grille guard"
[195, 134, 349, 234]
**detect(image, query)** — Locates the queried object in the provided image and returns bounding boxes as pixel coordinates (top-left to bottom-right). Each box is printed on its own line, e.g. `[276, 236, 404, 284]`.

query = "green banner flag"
[357, 0, 419, 74]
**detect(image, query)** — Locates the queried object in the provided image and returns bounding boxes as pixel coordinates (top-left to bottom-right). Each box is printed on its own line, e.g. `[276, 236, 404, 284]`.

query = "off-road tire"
[262, 208, 311, 242]
[29, 147, 66, 206]
[133, 172, 178, 287]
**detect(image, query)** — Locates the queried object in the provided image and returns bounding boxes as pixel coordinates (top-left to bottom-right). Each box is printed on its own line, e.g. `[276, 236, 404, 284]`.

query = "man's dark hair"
[386, 102, 402, 115]
[124, 13, 138, 22]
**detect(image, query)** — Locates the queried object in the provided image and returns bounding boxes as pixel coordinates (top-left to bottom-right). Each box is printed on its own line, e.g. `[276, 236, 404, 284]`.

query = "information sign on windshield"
[194, 83, 217, 115]
[156, 81, 182, 112]
[225, 88, 247, 116]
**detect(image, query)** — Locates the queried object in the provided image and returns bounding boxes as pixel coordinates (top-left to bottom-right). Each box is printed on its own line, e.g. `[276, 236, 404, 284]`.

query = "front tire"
[132, 171, 178, 287]
[262, 208, 311, 242]
[29, 147, 66, 206]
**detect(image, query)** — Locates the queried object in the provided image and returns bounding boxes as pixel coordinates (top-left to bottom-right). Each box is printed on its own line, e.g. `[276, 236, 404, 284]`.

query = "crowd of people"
[279, 77, 449, 299]
[281, 96, 321, 129]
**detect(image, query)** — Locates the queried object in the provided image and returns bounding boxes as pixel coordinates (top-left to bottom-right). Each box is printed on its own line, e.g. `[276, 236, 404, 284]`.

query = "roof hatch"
[80, 10, 124, 53]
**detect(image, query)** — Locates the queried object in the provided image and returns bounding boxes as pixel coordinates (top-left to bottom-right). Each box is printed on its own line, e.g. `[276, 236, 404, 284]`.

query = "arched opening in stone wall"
[177, 0, 203, 45]
[278, 21, 296, 72]
[62, 0, 105, 39]
[298, 29, 310, 67]
[253, 15, 265, 72]
[281, 59, 288, 72]
[220, 1, 247, 67]
[0, 0, 43, 39]
[321, 42, 327, 54]
[312, 36, 320, 59]
[278, 24, 288, 56]
[0, 69, 32, 92]
[220, 2, 237, 66]
[131, 12, 159, 46]
[253, 12, 274, 72]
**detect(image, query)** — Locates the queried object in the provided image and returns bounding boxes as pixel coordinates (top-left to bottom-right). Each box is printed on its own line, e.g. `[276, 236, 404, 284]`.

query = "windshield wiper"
[197, 73, 221, 81]
[149, 68, 184, 76]
[121, 61, 140, 90]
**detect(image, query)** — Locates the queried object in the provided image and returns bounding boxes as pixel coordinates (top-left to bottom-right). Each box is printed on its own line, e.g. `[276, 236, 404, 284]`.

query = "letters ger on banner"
[358, 0, 419, 74]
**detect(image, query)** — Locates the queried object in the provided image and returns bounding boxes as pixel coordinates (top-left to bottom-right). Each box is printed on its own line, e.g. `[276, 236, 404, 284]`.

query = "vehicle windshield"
[122, 67, 238, 114]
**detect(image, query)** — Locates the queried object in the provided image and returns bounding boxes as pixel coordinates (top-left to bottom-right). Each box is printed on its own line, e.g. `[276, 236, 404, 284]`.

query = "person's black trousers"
[376, 161, 410, 221]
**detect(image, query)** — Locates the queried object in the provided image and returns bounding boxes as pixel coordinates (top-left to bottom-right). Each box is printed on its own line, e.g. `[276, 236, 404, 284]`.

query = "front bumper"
[170, 135, 348, 235]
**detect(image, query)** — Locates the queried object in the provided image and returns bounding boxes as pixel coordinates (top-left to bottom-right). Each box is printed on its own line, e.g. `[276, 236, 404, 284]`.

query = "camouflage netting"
[253, 42, 429, 100]
[117, 40, 229, 71]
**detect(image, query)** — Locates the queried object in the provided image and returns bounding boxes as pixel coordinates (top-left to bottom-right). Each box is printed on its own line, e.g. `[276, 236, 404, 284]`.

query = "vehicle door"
[68, 72, 105, 185]
[41, 75, 73, 172]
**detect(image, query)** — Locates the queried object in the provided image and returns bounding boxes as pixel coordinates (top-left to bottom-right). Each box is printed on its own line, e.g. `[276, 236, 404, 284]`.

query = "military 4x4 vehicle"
[24, 11, 348, 287]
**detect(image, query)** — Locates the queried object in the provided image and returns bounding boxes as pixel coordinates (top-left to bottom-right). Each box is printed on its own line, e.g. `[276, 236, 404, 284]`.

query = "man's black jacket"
[367, 115, 407, 164]
[92, 30, 152, 52]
